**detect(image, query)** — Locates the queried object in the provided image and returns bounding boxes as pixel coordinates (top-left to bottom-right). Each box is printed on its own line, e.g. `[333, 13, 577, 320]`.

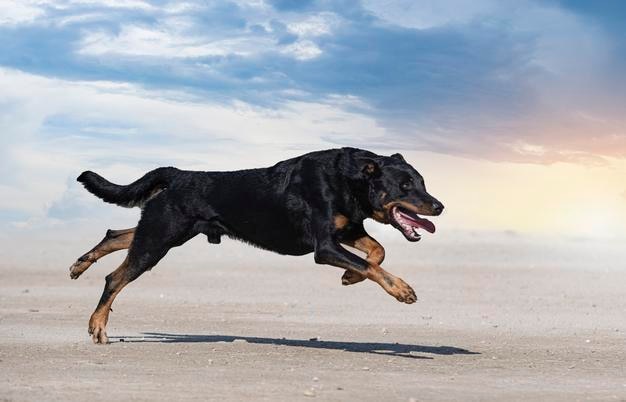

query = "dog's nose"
[432, 201, 444, 215]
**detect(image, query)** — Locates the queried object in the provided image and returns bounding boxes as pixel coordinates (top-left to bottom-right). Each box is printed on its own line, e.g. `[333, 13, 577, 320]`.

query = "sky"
[1, 0, 625, 242]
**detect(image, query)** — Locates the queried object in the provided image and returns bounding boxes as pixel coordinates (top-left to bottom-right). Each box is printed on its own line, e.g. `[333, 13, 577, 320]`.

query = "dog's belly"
[228, 225, 315, 256]
[218, 214, 314, 256]
[261, 240, 314, 256]
[227, 236, 314, 256]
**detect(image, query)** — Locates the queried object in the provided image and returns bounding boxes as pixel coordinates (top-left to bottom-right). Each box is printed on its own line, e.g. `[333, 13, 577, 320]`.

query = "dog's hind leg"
[69, 228, 136, 279]
[88, 256, 132, 344]
[88, 200, 200, 344]
[340, 235, 385, 286]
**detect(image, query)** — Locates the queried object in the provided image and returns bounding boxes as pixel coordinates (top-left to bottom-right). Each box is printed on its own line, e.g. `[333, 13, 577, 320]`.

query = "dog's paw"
[88, 314, 109, 345]
[341, 270, 366, 286]
[69, 255, 94, 279]
[388, 278, 417, 304]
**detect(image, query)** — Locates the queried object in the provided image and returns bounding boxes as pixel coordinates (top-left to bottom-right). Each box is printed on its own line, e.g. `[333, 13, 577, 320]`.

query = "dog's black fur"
[71, 147, 444, 344]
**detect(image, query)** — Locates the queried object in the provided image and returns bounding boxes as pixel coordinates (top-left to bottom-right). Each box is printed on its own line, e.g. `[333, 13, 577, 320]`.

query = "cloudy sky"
[1, 0, 625, 241]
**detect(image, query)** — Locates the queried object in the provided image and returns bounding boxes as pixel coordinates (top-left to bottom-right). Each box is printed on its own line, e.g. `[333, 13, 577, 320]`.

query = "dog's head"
[350, 151, 444, 241]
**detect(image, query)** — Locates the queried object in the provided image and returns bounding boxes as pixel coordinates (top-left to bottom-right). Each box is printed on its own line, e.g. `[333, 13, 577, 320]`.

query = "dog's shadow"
[111, 332, 479, 360]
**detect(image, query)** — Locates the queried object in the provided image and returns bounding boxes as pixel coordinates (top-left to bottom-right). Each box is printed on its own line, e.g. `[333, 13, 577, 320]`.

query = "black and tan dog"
[69, 147, 444, 344]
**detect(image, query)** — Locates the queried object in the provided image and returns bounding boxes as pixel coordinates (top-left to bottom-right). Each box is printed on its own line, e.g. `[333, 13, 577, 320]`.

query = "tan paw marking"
[88, 314, 109, 344]
[387, 277, 417, 304]
[69, 255, 95, 279]
[341, 270, 366, 286]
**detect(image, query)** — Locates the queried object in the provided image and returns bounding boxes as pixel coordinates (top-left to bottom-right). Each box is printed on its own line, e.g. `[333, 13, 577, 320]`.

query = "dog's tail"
[77, 167, 178, 208]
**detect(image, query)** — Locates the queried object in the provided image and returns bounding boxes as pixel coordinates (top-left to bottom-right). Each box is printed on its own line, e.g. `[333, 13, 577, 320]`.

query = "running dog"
[69, 147, 444, 344]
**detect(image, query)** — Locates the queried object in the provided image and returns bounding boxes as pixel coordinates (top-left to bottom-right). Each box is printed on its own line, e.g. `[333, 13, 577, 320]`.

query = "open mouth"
[390, 205, 436, 241]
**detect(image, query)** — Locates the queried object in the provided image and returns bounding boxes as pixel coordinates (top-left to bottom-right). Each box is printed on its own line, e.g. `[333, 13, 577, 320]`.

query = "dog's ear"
[343, 150, 381, 181]
[391, 153, 406, 162]
[358, 158, 380, 179]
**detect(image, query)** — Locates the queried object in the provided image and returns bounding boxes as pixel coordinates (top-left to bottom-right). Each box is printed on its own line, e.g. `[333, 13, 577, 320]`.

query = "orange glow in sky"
[405, 152, 626, 239]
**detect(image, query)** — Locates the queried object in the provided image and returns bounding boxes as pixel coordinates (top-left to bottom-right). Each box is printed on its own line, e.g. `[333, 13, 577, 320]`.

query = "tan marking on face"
[371, 210, 387, 223]
[384, 200, 432, 216]
[370, 199, 434, 224]
[370, 197, 406, 224]
[334, 214, 349, 230]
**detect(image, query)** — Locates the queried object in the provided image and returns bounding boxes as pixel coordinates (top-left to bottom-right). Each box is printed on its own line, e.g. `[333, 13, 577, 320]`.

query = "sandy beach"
[1, 231, 625, 401]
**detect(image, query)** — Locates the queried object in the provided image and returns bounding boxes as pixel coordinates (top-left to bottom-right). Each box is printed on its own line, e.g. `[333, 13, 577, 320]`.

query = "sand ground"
[1, 234, 625, 401]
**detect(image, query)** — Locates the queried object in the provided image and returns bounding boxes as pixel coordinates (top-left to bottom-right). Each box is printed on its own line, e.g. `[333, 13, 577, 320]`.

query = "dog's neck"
[339, 177, 375, 223]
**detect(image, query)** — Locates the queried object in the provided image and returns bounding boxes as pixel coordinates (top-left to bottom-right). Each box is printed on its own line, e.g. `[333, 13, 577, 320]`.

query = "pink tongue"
[414, 217, 436, 233]
[399, 211, 436, 233]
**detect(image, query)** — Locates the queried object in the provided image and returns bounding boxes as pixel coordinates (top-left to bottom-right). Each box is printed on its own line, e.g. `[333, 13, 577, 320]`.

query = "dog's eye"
[401, 181, 412, 190]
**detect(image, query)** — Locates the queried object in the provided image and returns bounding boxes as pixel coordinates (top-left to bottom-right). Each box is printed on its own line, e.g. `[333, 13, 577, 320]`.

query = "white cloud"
[0, 0, 157, 27]
[79, 25, 274, 58]
[0, 67, 383, 224]
[78, 18, 328, 61]
[70, 0, 153, 9]
[279, 12, 341, 60]
[0, 0, 45, 25]
[287, 12, 339, 37]
[281, 40, 322, 60]
[509, 141, 547, 157]
[48, 0, 154, 10]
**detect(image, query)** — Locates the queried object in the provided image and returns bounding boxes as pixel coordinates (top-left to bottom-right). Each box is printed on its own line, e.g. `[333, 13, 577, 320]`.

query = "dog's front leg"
[340, 234, 385, 285]
[314, 238, 416, 304]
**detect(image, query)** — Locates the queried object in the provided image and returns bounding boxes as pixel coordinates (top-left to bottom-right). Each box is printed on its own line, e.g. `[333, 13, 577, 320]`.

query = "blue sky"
[1, 0, 625, 237]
